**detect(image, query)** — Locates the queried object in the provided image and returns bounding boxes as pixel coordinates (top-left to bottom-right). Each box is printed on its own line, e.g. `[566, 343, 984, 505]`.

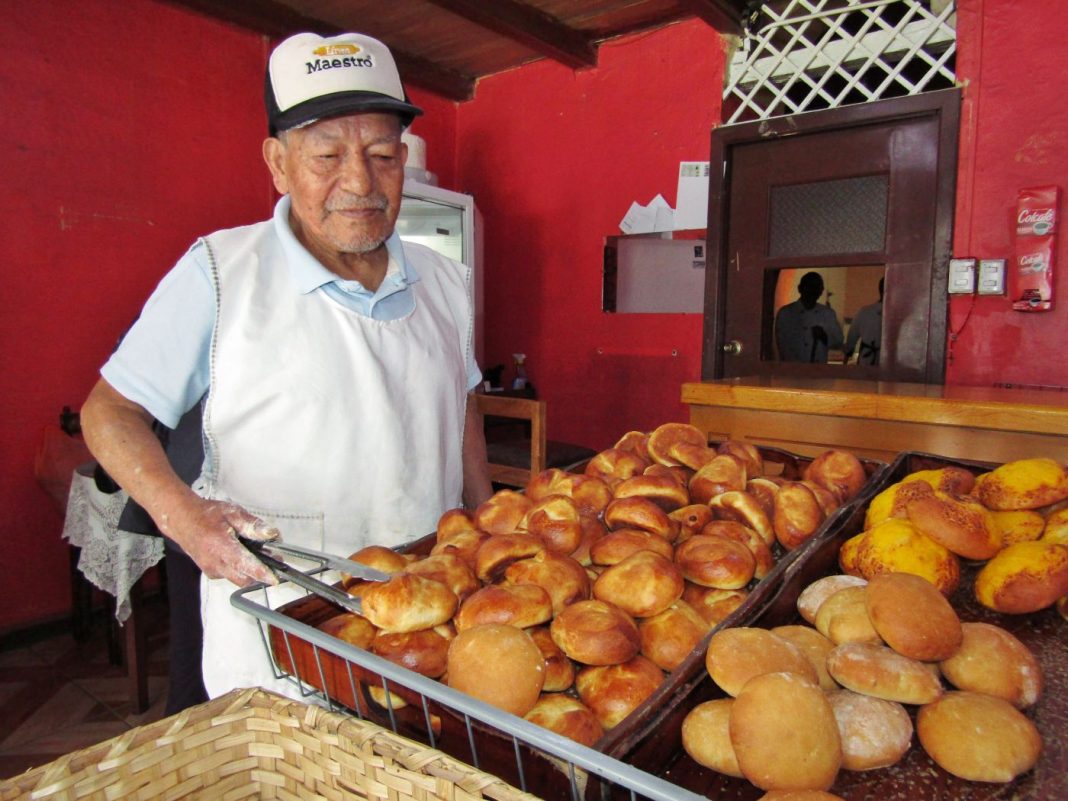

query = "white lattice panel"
[725, 0, 957, 124]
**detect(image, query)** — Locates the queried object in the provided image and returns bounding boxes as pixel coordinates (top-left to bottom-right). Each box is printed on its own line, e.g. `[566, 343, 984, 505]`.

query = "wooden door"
[701, 90, 960, 383]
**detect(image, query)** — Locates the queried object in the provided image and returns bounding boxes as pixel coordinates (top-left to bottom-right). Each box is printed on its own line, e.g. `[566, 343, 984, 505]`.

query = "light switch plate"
[978, 258, 1006, 295]
[948, 258, 976, 294]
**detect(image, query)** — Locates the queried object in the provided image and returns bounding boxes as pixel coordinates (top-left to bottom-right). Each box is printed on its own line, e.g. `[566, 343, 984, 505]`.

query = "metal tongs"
[241, 538, 391, 616]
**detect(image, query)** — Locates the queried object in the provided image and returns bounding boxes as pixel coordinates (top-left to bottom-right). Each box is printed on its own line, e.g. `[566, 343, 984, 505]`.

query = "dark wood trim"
[701, 89, 962, 382]
[676, 0, 745, 33]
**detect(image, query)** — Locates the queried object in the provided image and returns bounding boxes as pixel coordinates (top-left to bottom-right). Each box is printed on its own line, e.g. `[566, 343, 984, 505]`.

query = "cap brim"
[271, 90, 423, 135]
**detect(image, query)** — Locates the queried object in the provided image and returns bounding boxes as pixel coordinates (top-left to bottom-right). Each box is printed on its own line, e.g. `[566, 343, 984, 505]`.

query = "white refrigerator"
[397, 180, 484, 365]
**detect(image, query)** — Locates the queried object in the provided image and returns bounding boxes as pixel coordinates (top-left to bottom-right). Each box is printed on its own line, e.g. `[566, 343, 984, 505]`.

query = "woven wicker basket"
[0, 687, 540, 801]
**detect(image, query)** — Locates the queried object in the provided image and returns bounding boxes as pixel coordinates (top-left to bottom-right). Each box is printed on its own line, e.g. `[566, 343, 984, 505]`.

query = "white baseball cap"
[265, 32, 422, 135]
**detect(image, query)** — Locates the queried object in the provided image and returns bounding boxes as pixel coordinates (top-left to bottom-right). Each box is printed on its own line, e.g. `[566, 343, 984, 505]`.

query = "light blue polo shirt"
[103, 196, 481, 428]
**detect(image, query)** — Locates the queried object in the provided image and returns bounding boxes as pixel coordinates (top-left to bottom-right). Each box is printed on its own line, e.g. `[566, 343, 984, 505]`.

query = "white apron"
[194, 221, 471, 699]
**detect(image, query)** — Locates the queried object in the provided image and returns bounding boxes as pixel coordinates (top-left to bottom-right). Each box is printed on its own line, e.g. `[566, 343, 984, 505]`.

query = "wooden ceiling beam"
[675, 0, 746, 34]
[422, 0, 599, 70]
[159, 0, 476, 101]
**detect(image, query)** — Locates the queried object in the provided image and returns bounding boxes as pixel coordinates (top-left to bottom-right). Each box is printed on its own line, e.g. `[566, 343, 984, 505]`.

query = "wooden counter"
[683, 377, 1068, 464]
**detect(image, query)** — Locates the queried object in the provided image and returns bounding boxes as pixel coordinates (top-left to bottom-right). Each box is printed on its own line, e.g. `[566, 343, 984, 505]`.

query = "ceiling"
[163, 0, 751, 101]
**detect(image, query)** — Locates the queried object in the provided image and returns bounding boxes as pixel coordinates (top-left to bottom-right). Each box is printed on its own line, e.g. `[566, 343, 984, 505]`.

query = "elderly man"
[81, 32, 492, 698]
[774, 271, 844, 363]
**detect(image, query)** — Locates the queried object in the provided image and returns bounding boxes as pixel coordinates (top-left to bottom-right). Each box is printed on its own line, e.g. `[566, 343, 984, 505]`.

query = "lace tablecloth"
[62, 463, 164, 622]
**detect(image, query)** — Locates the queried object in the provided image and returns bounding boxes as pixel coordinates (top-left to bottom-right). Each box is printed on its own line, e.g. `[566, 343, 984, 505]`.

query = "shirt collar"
[271, 195, 420, 295]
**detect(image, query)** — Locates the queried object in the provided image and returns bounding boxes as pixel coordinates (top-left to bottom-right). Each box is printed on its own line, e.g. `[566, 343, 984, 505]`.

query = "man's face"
[264, 113, 407, 266]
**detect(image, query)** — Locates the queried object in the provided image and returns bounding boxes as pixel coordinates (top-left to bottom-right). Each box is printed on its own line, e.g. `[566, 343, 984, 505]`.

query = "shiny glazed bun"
[343, 545, 409, 587]
[638, 600, 709, 671]
[524, 693, 603, 746]
[404, 553, 480, 602]
[612, 473, 690, 512]
[550, 599, 640, 666]
[674, 533, 756, 589]
[701, 520, 775, 579]
[429, 528, 488, 569]
[371, 628, 450, 678]
[773, 482, 825, 550]
[670, 504, 715, 542]
[474, 532, 545, 583]
[575, 655, 663, 729]
[319, 613, 377, 649]
[603, 496, 676, 540]
[554, 473, 614, 517]
[359, 574, 458, 634]
[584, 447, 649, 486]
[524, 468, 571, 503]
[473, 489, 533, 536]
[906, 491, 1001, 560]
[435, 508, 477, 542]
[588, 527, 674, 566]
[521, 494, 584, 554]
[527, 626, 575, 692]
[504, 550, 591, 614]
[613, 430, 651, 458]
[717, 440, 764, 477]
[689, 454, 748, 504]
[569, 514, 608, 566]
[453, 582, 553, 632]
[447, 624, 545, 716]
[803, 449, 867, 503]
[647, 422, 708, 468]
[708, 490, 775, 548]
[682, 585, 749, 626]
[593, 550, 684, 618]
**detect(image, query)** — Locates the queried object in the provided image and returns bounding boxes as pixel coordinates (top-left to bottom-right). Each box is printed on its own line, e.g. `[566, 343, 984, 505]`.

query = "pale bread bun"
[404, 553, 480, 602]
[689, 453, 748, 504]
[826, 642, 943, 704]
[474, 532, 544, 583]
[473, 489, 533, 535]
[447, 624, 545, 716]
[527, 626, 575, 692]
[864, 571, 962, 661]
[938, 622, 1042, 708]
[730, 672, 841, 791]
[702, 519, 774, 579]
[906, 491, 1001, 560]
[371, 628, 450, 678]
[575, 655, 663, 729]
[705, 627, 818, 696]
[682, 585, 748, 627]
[453, 582, 553, 632]
[360, 574, 458, 633]
[550, 599, 640, 666]
[681, 698, 742, 777]
[770, 625, 837, 690]
[773, 481, 825, 551]
[803, 449, 867, 504]
[319, 613, 377, 649]
[505, 550, 591, 615]
[674, 533, 756, 590]
[797, 574, 867, 625]
[826, 688, 913, 771]
[521, 494, 584, 554]
[638, 600, 709, 671]
[524, 693, 603, 746]
[814, 585, 882, 646]
[917, 691, 1042, 782]
[593, 550, 684, 618]
[588, 527, 674, 566]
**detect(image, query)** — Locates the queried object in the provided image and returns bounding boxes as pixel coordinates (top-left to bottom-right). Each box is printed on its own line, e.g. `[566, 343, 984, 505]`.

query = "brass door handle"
[722, 339, 743, 356]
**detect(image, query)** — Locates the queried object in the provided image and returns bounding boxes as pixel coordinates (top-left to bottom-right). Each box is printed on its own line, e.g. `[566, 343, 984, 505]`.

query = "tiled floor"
[0, 600, 170, 781]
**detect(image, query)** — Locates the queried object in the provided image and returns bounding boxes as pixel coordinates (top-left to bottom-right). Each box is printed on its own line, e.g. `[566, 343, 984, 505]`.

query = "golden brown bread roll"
[435, 508, 477, 542]
[447, 624, 545, 716]
[674, 533, 756, 590]
[814, 585, 882, 646]
[916, 691, 1042, 782]
[504, 550, 591, 615]
[826, 642, 943, 704]
[825, 688, 913, 771]
[360, 574, 458, 633]
[527, 626, 575, 692]
[796, 574, 868, 625]
[473, 489, 533, 536]
[701, 519, 775, 579]
[319, 612, 377, 649]
[554, 473, 614, 517]
[864, 571, 962, 661]
[588, 527, 674, 565]
[614, 430, 652, 457]
[647, 422, 708, 468]
[773, 481, 825, 551]
[975, 457, 1068, 510]
[938, 622, 1042, 708]
[682, 585, 748, 627]
[603, 496, 677, 540]
[593, 549, 685, 618]
[569, 514, 607, 566]
[906, 491, 1001, 560]
[612, 473, 690, 512]
[717, 440, 763, 478]
[681, 698, 742, 777]
[730, 672, 841, 791]
[670, 503, 715, 543]
[371, 628, 450, 678]
[584, 447, 649, 486]
[342, 545, 409, 588]
[474, 532, 545, 583]
[801, 480, 840, 518]
[521, 494, 584, 554]
[770, 625, 837, 691]
[708, 490, 775, 548]
[550, 599, 640, 666]
[428, 528, 488, 569]
[575, 655, 663, 729]
[453, 582, 553, 632]
[803, 449, 867, 504]
[638, 600, 709, 671]
[689, 454, 748, 504]
[974, 540, 1068, 613]
[745, 477, 781, 519]
[524, 468, 571, 503]
[670, 441, 718, 471]
[524, 693, 603, 746]
[643, 462, 693, 486]
[705, 627, 818, 697]
[404, 553, 480, 602]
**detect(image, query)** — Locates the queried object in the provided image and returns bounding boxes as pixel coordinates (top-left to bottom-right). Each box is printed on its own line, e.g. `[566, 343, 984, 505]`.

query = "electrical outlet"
[978, 258, 1006, 295]
[948, 258, 976, 294]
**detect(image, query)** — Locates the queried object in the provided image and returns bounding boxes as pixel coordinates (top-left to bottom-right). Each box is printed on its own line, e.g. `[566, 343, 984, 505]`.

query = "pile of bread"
[682, 571, 1047, 797]
[840, 457, 1068, 615]
[318, 422, 869, 746]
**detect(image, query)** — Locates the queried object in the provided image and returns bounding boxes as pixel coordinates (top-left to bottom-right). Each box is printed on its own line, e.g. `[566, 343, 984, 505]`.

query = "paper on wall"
[620, 194, 675, 234]
[675, 161, 710, 230]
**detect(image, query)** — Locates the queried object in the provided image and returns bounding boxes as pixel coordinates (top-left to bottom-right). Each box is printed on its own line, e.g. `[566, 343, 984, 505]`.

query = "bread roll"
[705, 627, 818, 696]
[556, 473, 614, 517]
[863, 479, 936, 530]
[638, 600, 708, 671]
[838, 518, 960, 596]
[603, 496, 677, 540]
[773, 481, 825, 551]
[770, 625, 837, 690]
[521, 494, 584, 554]
[689, 454, 748, 504]
[550, 599, 640, 666]
[527, 626, 575, 692]
[826, 642, 943, 704]
[814, 585, 882, 646]
[1043, 507, 1068, 545]
[371, 628, 450, 678]
[569, 514, 607, 566]
[404, 553, 480, 602]
[938, 622, 1042, 708]
[701, 519, 775, 579]
[474, 489, 533, 535]
[344, 545, 409, 583]
[992, 509, 1046, 546]
[589, 527, 674, 565]
[614, 430, 651, 458]
[524, 693, 603, 746]
[575, 655, 663, 729]
[429, 528, 488, 569]
[906, 491, 1001, 560]
[730, 672, 841, 791]
[745, 477, 781, 519]
[717, 440, 763, 478]
[435, 508, 477, 542]
[796, 574, 867, 625]
[523, 467, 571, 502]
[975, 457, 1068, 510]
[474, 532, 544, 583]
[916, 691, 1042, 782]
[826, 688, 913, 771]
[803, 449, 867, 504]
[647, 422, 708, 468]
[319, 613, 376, 649]
[453, 582, 553, 632]
[864, 571, 962, 661]
[756, 792, 845, 801]
[360, 574, 458, 633]
[674, 533, 756, 590]
[593, 549, 684, 618]
[682, 585, 748, 626]
[671, 441, 718, 471]
[681, 698, 742, 777]
[447, 624, 545, 716]
[670, 503, 715, 543]
[613, 473, 690, 512]
[708, 490, 775, 548]
[504, 550, 590, 614]
[974, 540, 1068, 613]
[584, 447, 649, 486]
